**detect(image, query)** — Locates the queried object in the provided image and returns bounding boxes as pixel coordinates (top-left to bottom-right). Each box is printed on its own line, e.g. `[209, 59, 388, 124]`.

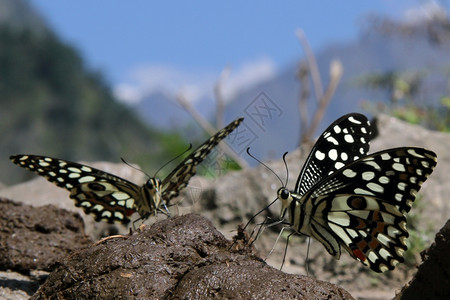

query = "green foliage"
[359, 69, 450, 132]
[403, 195, 435, 268]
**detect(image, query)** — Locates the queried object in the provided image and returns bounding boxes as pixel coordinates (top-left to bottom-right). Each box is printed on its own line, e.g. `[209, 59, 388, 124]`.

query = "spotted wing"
[302, 147, 437, 272]
[10, 155, 140, 224]
[295, 113, 373, 197]
[160, 117, 244, 201]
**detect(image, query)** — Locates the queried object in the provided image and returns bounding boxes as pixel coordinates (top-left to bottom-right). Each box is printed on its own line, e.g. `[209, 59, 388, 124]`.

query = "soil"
[1, 195, 449, 299]
[395, 220, 450, 299]
[0, 198, 92, 273]
[31, 213, 354, 299]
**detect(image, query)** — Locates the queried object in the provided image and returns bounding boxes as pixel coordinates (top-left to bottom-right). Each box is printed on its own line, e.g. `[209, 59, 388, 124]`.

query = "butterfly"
[10, 117, 243, 225]
[270, 113, 437, 272]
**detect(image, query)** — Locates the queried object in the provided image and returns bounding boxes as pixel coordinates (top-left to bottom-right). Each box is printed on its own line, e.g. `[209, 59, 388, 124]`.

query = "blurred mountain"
[135, 91, 215, 129]
[130, 14, 450, 163]
[0, 0, 47, 34]
[225, 15, 450, 161]
[0, 0, 165, 185]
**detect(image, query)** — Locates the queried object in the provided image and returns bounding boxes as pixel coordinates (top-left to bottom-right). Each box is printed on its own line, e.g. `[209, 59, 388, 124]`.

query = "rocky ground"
[1, 114, 449, 299]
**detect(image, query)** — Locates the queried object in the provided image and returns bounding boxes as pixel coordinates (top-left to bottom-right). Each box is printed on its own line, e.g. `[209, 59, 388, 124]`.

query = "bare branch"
[176, 91, 249, 169]
[297, 61, 310, 143]
[176, 92, 216, 136]
[301, 60, 343, 144]
[214, 66, 231, 129]
[296, 29, 324, 102]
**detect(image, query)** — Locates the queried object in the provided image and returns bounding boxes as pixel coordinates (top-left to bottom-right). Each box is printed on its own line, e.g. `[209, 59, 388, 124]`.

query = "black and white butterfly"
[265, 113, 437, 272]
[10, 117, 243, 225]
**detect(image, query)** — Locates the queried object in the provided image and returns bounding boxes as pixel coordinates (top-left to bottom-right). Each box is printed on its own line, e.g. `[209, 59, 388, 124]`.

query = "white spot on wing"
[344, 134, 354, 143]
[393, 163, 406, 172]
[328, 149, 338, 161]
[69, 173, 81, 178]
[341, 152, 348, 161]
[79, 176, 96, 183]
[81, 166, 92, 172]
[343, 169, 357, 178]
[367, 182, 383, 193]
[112, 192, 129, 200]
[315, 150, 325, 161]
[362, 171, 375, 181]
[334, 162, 345, 169]
[348, 116, 362, 124]
[326, 135, 339, 146]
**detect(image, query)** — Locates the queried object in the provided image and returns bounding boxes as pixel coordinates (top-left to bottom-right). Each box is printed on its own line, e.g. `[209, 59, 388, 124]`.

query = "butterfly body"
[274, 113, 436, 272]
[11, 117, 243, 224]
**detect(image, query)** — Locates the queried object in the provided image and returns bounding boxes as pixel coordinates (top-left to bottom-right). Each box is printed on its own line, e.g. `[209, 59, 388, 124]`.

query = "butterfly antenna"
[246, 147, 285, 187]
[120, 157, 152, 179]
[281, 152, 289, 187]
[154, 143, 193, 178]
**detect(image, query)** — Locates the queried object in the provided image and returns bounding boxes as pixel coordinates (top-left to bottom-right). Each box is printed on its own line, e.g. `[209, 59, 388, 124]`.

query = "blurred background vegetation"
[0, 25, 194, 184]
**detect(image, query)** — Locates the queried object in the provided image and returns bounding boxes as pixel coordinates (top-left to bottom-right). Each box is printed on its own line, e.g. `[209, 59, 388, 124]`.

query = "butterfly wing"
[295, 113, 373, 196]
[160, 117, 244, 202]
[301, 147, 437, 272]
[10, 155, 139, 224]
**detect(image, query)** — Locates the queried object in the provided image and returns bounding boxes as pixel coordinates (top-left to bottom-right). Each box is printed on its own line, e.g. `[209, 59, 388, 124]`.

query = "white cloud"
[113, 64, 215, 105]
[113, 57, 277, 105]
[403, 1, 448, 24]
[221, 57, 276, 102]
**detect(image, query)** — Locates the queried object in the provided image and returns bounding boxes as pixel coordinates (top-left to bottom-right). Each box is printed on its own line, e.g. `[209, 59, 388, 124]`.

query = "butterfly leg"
[157, 203, 171, 217]
[280, 230, 297, 270]
[250, 215, 282, 246]
[265, 225, 287, 261]
[305, 237, 311, 276]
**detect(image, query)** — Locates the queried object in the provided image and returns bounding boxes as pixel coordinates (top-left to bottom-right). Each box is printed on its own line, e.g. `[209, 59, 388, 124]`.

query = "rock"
[0, 197, 92, 298]
[371, 114, 450, 232]
[194, 114, 450, 298]
[32, 214, 354, 299]
[1, 161, 146, 238]
[3, 114, 450, 299]
[394, 219, 450, 300]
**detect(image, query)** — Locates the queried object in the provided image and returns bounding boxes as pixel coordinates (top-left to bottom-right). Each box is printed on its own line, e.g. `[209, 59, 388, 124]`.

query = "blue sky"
[29, 0, 444, 104]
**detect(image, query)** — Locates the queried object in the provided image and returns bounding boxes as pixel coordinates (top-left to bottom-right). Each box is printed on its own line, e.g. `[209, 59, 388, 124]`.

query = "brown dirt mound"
[0, 197, 92, 273]
[395, 219, 450, 300]
[32, 214, 354, 299]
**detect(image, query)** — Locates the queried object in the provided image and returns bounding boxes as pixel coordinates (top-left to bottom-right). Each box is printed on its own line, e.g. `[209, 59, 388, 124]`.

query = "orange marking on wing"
[368, 236, 380, 250]
[372, 211, 381, 222]
[352, 248, 366, 262]
[373, 222, 385, 234]
[356, 240, 368, 251]
[355, 219, 366, 229]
